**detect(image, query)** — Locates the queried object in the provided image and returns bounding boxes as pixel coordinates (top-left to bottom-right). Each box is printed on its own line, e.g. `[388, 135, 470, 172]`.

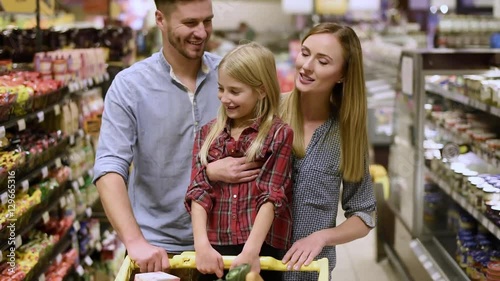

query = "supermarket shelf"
[0, 73, 110, 138]
[0, 181, 68, 253]
[410, 237, 469, 281]
[0, 93, 69, 138]
[27, 229, 73, 281]
[426, 119, 499, 168]
[425, 83, 500, 118]
[425, 167, 500, 240]
[68, 73, 110, 94]
[0, 152, 67, 195]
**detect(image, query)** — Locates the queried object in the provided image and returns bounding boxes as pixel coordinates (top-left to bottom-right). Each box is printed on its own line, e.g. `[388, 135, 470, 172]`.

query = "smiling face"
[156, 0, 214, 60]
[295, 33, 345, 95]
[217, 69, 264, 128]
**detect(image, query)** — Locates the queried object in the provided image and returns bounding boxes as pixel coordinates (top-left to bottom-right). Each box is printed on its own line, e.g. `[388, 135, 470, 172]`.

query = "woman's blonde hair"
[280, 23, 368, 182]
[199, 42, 282, 165]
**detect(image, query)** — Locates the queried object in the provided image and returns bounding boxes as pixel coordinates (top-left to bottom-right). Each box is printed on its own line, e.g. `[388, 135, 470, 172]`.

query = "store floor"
[332, 206, 399, 281]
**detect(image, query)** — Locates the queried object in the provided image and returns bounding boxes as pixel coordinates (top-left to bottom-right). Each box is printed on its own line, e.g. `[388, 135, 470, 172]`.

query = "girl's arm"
[191, 201, 224, 278]
[231, 202, 275, 271]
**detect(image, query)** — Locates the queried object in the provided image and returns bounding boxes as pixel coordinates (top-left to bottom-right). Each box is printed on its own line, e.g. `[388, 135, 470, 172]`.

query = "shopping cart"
[115, 251, 329, 281]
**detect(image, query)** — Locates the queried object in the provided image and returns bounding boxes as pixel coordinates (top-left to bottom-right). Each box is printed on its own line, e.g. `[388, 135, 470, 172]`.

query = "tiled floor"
[332, 207, 400, 281]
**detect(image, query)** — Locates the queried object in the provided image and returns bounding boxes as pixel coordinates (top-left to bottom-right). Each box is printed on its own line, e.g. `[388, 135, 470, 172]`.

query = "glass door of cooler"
[389, 49, 500, 281]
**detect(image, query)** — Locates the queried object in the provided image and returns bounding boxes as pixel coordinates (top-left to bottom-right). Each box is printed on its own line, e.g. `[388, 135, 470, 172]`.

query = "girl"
[185, 42, 293, 281]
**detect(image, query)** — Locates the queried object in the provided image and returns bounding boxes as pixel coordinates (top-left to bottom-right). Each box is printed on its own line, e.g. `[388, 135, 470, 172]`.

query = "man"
[94, 0, 260, 278]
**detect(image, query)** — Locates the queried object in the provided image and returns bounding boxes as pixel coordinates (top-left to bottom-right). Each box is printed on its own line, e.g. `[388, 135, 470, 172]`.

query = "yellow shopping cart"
[115, 251, 329, 281]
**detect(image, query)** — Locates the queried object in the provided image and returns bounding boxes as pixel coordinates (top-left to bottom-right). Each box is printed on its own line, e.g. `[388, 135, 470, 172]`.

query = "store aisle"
[332, 206, 399, 281]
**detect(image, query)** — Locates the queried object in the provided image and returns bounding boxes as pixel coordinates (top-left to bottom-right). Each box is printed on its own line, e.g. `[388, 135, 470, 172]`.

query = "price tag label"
[487, 221, 495, 234]
[88, 78, 94, 87]
[0, 126, 5, 138]
[0, 250, 3, 262]
[495, 228, 500, 240]
[68, 193, 75, 204]
[73, 221, 81, 232]
[22, 180, 29, 193]
[37, 111, 44, 123]
[85, 207, 92, 218]
[0, 193, 8, 205]
[54, 104, 61, 116]
[491, 106, 500, 117]
[60, 197, 66, 207]
[42, 212, 50, 224]
[95, 242, 102, 252]
[472, 208, 479, 218]
[69, 135, 75, 145]
[88, 169, 94, 178]
[41, 166, 49, 179]
[17, 119, 26, 131]
[15, 235, 22, 247]
[423, 261, 432, 270]
[78, 129, 85, 138]
[78, 177, 85, 187]
[55, 158, 62, 168]
[72, 181, 79, 192]
[481, 216, 489, 227]
[38, 274, 46, 281]
[84, 256, 93, 266]
[76, 265, 85, 276]
[56, 254, 62, 264]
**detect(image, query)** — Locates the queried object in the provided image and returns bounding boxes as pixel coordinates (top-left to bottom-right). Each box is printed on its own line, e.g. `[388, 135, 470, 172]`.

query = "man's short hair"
[154, 0, 201, 16]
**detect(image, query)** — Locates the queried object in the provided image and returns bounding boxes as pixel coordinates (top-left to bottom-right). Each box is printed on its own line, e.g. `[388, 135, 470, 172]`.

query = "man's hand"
[127, 239, 170, 273]
[206, 157, 262, 183]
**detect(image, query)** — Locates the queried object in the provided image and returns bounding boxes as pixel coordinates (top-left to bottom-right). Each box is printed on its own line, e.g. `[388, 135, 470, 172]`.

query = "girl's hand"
[282, 231, 326, 271]
[195, 245, 224, 278]
[231, 251, 261, 273]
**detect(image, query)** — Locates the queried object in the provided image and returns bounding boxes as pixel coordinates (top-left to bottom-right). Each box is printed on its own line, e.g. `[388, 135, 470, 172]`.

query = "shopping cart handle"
[169, 251, 329, 281]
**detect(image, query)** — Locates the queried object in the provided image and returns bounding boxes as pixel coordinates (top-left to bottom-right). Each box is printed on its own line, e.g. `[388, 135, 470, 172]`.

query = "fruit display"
[0, 71, 65, 121]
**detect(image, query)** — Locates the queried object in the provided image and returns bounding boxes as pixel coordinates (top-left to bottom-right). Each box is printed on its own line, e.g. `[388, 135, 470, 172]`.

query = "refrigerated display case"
[385, 49, 500, 281]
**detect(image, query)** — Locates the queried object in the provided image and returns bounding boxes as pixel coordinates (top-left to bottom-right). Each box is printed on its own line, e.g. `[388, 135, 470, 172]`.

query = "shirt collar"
[223, 117, 264, 135]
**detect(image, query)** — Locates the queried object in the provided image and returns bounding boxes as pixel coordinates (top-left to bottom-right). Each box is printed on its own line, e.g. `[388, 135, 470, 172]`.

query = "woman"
[279, 22, 376, 280]
[206, 22, 376, 280]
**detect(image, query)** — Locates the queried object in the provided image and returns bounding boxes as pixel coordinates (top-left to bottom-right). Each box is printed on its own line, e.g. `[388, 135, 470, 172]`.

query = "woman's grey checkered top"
[283, 115, 377, 281]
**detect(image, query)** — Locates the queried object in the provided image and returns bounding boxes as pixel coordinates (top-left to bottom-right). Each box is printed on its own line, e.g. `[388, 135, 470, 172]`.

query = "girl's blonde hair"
[199, 42, 281, 165]
[280, 23, 368, 182]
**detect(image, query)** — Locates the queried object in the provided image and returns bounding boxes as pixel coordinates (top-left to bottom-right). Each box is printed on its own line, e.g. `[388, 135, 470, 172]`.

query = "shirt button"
[193, 101, 197, 105]
[232, 215, 237, 219]
[194, 121, 199, 126]
[233, 195, 237, 199]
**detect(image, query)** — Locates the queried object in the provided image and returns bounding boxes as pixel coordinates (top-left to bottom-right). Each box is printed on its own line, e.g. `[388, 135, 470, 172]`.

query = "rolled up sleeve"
[185, 125, 214, 213]
[342, 157, 377, 228]
[256, 125, 293, 214]
[93, 74, 137, 184]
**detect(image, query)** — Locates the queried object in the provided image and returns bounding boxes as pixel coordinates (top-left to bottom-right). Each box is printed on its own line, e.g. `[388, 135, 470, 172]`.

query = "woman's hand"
[195, 244, 224, 278]
[282, 231, 326, 271]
